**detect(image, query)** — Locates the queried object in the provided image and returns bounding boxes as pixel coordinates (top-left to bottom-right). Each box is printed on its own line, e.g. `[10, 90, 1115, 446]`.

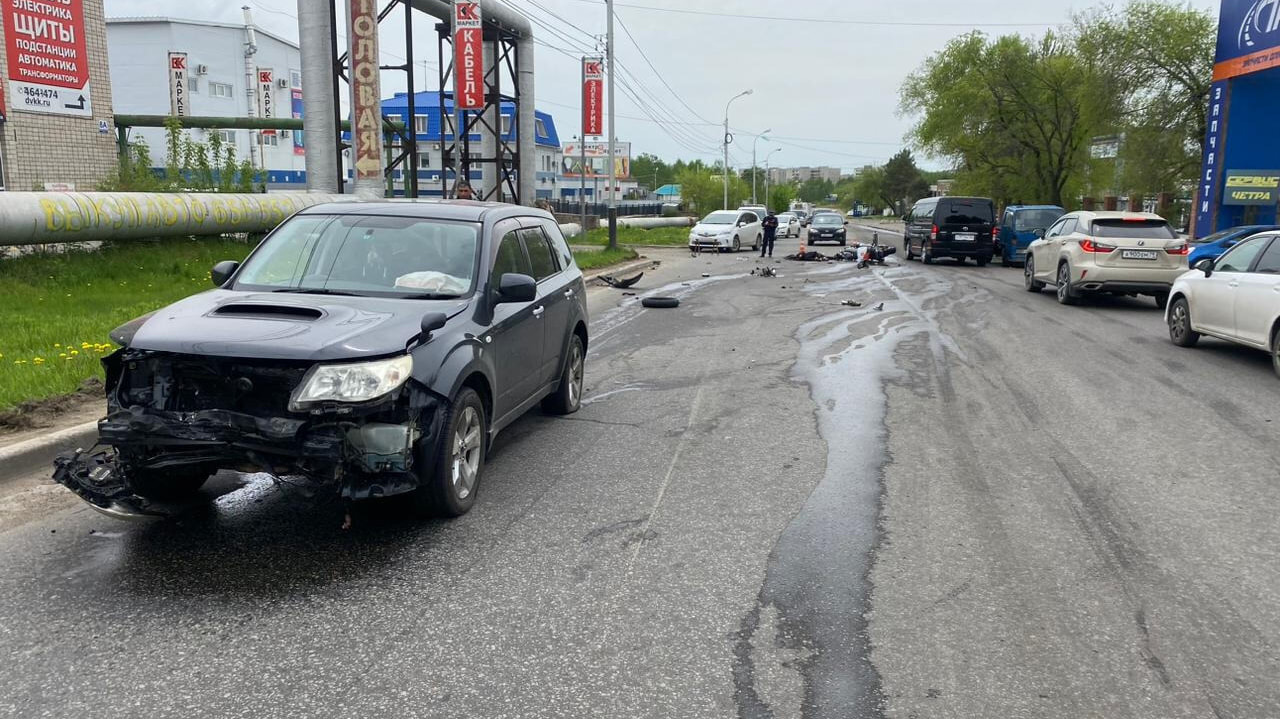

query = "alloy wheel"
[1057, 265, 1070, 302]
[568, 343, 584, 408]
[451, 406, 482, 500]
[1170, 303, 1188, 343]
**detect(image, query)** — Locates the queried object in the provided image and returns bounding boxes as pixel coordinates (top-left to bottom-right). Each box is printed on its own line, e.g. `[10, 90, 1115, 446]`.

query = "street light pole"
[722, 89, 752, 210]
[751, 128, 771, 205]
[764, 147, 781, 211]
[606, 0, 618, 249]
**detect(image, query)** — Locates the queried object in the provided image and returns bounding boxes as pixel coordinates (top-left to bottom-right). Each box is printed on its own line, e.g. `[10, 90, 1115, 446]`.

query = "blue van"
[996, 205, 1065, 266]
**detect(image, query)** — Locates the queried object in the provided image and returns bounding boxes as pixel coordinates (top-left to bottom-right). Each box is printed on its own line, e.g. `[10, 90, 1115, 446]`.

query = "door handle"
[564, 288, 575, 298]
[532, 306, 545, 318]
[1228, 281, 1239, 288]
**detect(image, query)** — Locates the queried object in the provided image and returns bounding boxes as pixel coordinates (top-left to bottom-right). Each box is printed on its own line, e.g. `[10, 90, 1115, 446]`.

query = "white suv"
[1024, 211, 1189, 308]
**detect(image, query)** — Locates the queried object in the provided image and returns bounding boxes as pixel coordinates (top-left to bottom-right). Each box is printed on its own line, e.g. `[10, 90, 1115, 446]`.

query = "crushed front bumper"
[52, 349, 447, 515]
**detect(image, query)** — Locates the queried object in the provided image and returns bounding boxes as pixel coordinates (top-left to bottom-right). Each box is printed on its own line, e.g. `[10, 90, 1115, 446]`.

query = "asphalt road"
[1, 225, 1278, 718]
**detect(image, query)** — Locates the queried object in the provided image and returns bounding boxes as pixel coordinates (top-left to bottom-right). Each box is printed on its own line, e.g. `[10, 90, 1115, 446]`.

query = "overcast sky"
[102, 0, 1221, 172]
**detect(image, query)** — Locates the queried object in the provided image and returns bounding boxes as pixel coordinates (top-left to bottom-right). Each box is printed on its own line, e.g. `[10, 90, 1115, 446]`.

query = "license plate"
[954, 233, 976, 242]
[1121, 249, 1159, 260]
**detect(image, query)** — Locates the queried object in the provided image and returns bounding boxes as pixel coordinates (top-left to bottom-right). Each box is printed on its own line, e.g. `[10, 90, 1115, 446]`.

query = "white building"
[768, 166, 843, 186]
[105, 17, 306, 188]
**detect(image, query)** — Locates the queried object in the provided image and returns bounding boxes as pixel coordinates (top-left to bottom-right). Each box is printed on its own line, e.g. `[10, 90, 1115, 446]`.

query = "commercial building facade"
[767, 166, 842, 186]
[105, 17, 306, 188]
[0, 0, 118, 190]
[1194, 0, 1280, 237]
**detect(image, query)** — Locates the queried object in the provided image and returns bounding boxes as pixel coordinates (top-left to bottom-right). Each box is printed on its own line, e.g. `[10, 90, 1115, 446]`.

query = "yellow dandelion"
[70, 350, 78, 356]
[53, 343, 60, 348]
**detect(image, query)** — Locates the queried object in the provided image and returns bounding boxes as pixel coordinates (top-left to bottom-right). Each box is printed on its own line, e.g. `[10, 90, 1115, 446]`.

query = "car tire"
[1153, 293, 1169, 310]
[126, 466, 210, 501]
[1056, 262, 1078, 305]
[1024, 256, 1045, 292]
[732, 236, 741, 252]
[976, 255, 990, 267]
[922, 244, 934, 264]
[905, 240, 915, 261]
[1272, 328, 1280, 380]
[1168, 297, 1200, 348]
[641, 296, 680, 309]
[414, 387, 486, 518]
[755, 234, 763, 251]
[543, 334, 585, 415]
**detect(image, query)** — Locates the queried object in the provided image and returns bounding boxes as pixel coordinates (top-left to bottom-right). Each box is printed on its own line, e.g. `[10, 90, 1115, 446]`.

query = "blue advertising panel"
[1194, 80, 1231, 237]
[1215, 0, 1280, 79]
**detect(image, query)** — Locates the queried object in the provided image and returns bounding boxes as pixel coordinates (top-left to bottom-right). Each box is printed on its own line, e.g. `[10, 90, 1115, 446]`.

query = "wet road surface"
[2, 227, 1279, 718]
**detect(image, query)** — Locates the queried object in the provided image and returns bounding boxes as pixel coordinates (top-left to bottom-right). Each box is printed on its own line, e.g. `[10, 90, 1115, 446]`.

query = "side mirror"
[1195, 258, 1214, 276]
[211, 260, 240, 287]
[496, 273, 537, 304]
[420, 312, 447, 340]
[844, 220, 850, 225]
[1033, 229, 1046, 239]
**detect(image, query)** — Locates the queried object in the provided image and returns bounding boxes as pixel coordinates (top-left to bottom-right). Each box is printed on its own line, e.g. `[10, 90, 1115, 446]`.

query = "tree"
[631, 152, 673, 191]
[901, 32, 1100, 207]
[882, 149, 929, 214]
[797, 178, 833, 203]
[676, 166, 720, 215]
[768, 183, 796, 213]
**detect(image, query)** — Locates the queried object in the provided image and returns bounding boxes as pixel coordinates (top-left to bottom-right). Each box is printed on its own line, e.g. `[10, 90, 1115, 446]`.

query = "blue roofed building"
[376, 91, 562, 199]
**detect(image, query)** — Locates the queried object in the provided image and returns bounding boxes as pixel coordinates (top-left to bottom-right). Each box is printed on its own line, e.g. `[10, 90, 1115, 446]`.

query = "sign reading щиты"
[5, 0, 92, 116]
[1223, 170, 1280, 205]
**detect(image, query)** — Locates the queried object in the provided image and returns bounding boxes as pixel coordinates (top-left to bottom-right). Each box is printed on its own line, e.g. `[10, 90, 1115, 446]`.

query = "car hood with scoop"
[124, 289, 470, 362]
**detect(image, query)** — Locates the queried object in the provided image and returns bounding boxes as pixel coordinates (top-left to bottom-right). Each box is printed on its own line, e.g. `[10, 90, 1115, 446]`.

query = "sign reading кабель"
[1223, 170, 1280, 206]
[5, 0, 92, 116]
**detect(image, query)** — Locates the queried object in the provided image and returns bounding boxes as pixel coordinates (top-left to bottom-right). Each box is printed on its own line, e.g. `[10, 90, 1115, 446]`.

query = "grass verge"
[0, 239, 639, 414]
[0, 237, 258, 413]
[579, 225, 690, 246]
[572, 246, 639, 271]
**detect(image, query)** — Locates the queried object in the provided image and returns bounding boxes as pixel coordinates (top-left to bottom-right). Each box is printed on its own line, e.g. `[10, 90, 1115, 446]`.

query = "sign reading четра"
[1223, 170, 1280, 205]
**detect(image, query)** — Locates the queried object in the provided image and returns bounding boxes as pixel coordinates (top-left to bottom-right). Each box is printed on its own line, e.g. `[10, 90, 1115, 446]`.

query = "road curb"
[0, 420, 98, 486]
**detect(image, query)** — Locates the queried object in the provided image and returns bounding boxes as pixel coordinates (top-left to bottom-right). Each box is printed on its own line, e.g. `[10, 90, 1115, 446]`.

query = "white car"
[1166, 230, 1280, 376]
[688, 209, 764, 252]
[775, 212, 800, 238]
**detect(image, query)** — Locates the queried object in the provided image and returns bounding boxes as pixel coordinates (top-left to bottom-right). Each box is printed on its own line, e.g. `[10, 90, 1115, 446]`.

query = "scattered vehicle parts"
[599, 271, 644, 289]
[641, 297, 680, 309]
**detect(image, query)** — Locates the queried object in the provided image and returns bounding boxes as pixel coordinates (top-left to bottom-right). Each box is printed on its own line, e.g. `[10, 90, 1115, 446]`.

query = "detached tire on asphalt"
[641, 297, 680, 309]
[413, 387, 486, 518]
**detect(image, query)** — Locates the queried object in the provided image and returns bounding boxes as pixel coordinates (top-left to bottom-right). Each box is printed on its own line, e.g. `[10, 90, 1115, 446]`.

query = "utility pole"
[242, 6, 260, 172]
[722, 89, 751, 210]
[577, 134, 586, 233]
[751, 128, 771, 205]
[606, 0, 618, 250]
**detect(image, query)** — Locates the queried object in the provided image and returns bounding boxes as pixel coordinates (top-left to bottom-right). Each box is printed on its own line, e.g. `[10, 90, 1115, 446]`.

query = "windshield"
[234, 214, 480, 297]
[1014, 209, 1064, 231]
[813, 215, 843, 226]
[1091, 219, 1176, 239]
[702, 212, 738, 225]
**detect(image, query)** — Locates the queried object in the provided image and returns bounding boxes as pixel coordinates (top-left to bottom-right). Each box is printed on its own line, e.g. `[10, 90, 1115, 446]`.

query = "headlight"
[291, 355, 413, 408]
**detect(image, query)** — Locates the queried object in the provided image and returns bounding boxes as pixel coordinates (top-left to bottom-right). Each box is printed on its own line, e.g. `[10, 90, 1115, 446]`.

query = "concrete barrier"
[0, 191, 350, 246]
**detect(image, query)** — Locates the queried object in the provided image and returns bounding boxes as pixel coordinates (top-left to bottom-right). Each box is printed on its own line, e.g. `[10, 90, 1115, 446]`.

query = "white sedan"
[775, 212, 800, 238]
[1166, 230, 1280, 376]
[688, 210, 764, 252]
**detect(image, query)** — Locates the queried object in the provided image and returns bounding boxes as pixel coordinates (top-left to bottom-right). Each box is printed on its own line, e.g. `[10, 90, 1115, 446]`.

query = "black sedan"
[807, 213, 848, 245]
[54, 201, 589, 521]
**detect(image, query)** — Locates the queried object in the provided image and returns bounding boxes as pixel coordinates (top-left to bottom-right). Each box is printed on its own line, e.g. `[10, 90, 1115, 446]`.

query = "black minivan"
[903, 196, 997, 266]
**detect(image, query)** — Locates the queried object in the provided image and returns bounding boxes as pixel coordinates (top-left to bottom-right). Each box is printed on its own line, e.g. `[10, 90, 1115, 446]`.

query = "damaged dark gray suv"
[54, 201, 589, 520]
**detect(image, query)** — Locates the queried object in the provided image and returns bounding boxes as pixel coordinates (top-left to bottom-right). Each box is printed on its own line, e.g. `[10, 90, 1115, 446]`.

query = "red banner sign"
[348, 0, 382, 182]
[454, 2, 483, 110]
[5, 0, 91, 116]
[582, 57, 603, 136]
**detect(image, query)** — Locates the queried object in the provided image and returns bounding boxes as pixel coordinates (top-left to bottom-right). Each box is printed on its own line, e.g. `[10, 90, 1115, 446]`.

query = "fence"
[547, 199, 675, 218]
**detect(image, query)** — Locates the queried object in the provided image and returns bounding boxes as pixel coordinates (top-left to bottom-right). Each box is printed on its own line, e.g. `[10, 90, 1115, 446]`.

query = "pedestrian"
[456, 182, 475, 200]
[761, 211, 779, 258]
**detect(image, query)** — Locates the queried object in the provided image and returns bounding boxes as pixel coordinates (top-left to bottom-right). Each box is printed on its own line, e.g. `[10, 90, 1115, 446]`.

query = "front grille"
[121, 353, 311, 415]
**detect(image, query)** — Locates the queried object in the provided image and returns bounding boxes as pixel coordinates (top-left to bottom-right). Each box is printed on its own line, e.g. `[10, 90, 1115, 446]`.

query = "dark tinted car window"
[1090, 219, 1176, 239]
[1249, 237, 1280, 274]
[540, 219, 575, 269]
[492, 230, 531, 282]
[1014, 209, 1064, 231]
[939, 200, 994, 224]
[521, 227, 559, 282]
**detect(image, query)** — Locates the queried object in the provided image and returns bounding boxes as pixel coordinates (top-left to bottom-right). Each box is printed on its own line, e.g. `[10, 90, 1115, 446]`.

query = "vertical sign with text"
[453, 2, 483, 110]
[1194, 80, 1229, 238]
[348, 0, 382, 184]
[582, 57, 603, 136]
[5, 0, 91, 116]
[257, 68, 274, 120]
[290, 69, 304, 155]
[168, 52, 187, 116]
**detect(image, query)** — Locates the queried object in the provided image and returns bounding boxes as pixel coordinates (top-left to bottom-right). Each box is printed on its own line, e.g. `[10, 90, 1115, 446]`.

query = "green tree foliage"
[101, 117, 263, 193]
[901, 2, 1214, 204]
[797, 178, 834, 203]
[768, 183, 797, 213]
[632, 152, 676, 190]
[676, 166, 720, 216]
[882, 149, 930, 213]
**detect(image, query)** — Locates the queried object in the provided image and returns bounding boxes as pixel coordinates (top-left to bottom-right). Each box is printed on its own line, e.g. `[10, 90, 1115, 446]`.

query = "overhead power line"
[562, 0, 1053, 28]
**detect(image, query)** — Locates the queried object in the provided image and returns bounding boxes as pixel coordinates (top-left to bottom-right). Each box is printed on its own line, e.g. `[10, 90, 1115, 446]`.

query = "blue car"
[996, 205, 1065, 266]
[1188, 225, 1280, 266]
